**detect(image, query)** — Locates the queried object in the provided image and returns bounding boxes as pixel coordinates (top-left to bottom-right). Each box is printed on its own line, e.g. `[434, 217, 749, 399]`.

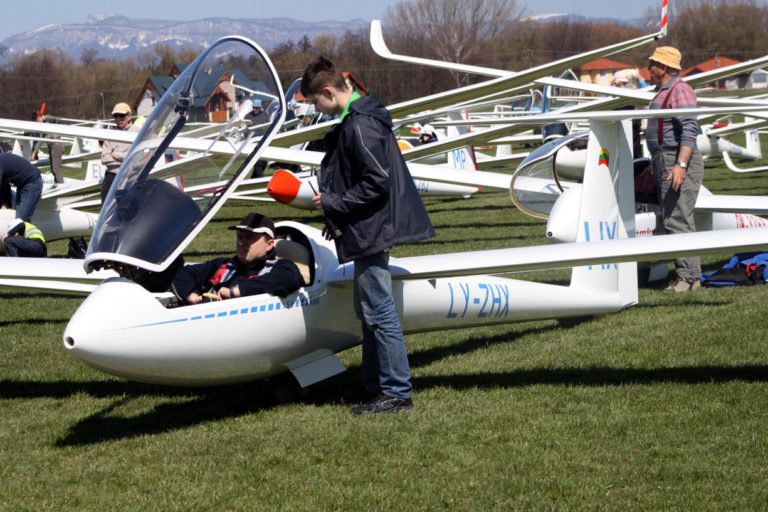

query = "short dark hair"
[300, 56, 348, 97]
[30, 110, 42, 120]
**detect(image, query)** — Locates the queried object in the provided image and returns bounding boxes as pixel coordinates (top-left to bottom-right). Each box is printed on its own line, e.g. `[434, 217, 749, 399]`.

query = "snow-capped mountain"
[1, 14, 368, 60]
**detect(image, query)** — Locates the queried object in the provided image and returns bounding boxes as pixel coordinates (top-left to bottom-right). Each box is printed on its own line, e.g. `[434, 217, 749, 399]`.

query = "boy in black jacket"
[301, 57, 435, 415]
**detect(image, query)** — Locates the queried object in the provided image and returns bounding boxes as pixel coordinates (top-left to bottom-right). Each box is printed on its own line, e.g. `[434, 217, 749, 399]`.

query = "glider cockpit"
[83, 37, 287, 289]
[509, 132, 587, 219]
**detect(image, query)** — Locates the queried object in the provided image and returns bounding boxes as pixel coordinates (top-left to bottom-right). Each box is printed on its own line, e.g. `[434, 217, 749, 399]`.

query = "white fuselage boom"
[63, 269, 624, 387]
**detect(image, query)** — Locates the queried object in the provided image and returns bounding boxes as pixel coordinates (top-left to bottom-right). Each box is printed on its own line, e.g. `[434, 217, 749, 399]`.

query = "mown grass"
[1, 157, 768, 511]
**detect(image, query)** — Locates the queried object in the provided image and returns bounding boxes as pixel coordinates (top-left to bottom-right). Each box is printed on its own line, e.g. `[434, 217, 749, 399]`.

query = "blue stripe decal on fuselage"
[116, 295, 319, 330]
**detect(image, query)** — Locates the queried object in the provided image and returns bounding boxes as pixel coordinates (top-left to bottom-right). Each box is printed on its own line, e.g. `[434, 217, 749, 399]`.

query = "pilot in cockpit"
[170, 213, 305, 305]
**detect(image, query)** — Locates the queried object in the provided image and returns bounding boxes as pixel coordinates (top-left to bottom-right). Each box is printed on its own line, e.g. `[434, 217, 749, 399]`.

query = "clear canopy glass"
[86, 37, 285, 274]
[509, 132, 588, 219]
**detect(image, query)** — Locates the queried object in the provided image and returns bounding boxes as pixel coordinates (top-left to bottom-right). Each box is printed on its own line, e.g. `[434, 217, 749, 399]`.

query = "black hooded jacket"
[319, 94, 435, 263]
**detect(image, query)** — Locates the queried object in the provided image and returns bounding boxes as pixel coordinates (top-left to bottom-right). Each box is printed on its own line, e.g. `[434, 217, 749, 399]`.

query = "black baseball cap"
[228, 213, 275, 238]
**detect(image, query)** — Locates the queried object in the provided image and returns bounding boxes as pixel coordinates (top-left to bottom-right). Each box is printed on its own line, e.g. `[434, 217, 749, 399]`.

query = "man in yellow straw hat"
[646, 46, 704, 293]
[100, 102, 140, 203]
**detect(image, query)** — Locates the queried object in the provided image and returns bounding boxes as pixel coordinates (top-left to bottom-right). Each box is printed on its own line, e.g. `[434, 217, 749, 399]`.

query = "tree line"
[0, 0, 765, 121]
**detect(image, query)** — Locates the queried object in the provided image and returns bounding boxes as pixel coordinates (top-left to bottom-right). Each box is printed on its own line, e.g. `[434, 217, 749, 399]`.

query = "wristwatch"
[676, 160, 688, 169]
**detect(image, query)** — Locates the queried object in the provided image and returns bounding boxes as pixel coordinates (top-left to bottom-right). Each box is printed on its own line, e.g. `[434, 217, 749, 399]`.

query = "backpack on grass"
[701, 252, 768, 287]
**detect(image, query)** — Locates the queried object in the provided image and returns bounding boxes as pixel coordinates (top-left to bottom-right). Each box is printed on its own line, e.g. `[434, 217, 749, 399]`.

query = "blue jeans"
[354, 251, 412, 399]
[15, 177, 43, 222]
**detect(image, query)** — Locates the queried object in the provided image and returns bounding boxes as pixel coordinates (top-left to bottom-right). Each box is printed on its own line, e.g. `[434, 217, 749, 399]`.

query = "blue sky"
[1, 0, 662, 42]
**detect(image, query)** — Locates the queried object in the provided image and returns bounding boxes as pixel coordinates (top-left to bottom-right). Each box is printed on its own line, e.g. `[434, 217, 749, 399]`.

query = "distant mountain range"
[0, 15, 368, 61]
[0, 13, 652, 62]
[526, 13, 654, 29]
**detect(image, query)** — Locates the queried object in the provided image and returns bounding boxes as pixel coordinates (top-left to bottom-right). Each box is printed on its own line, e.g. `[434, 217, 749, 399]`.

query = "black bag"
[67, 237, 88, 259]
[702, 252, 768, 287]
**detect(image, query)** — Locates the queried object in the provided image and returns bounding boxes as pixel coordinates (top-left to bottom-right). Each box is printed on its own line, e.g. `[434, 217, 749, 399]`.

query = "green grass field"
[1, 157, 768, 511]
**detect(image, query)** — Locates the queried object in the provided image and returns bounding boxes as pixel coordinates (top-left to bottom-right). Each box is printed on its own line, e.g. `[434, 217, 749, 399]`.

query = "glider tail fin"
[445, 110, 478, 171]
[745, 124, 762, 160]
[569, 119, 638, 307]
[541, 85, 569, 142]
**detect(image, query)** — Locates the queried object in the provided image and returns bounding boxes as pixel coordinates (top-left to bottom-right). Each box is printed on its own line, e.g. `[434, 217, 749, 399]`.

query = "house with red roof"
[680, 56, 743, 89]
[575, 58, 641, 87]
[134, 64, 270, 121]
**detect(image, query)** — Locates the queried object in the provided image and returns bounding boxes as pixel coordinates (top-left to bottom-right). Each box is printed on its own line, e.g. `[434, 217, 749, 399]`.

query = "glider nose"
[63, 308, 96, 355]
[63, 290, 102, 355]
[62, 278, 163, 370]
[62, 279, 125, 360]
[267, 170, 317, 210]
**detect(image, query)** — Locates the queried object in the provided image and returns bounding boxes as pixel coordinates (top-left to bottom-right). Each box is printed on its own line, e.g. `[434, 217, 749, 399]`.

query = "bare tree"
[81, 48, 99, 66]
[672, 0, 768, 63]
[384, 0, 523, 86]
[312, 34, 339, 61]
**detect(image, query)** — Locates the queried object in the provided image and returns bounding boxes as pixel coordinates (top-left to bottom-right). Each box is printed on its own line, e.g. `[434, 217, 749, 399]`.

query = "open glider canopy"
[85, 37, 285, 275]
[510, 133, 587, 218]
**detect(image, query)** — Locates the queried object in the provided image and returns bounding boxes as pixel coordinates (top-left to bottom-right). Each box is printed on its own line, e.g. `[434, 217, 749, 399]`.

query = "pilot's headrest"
[274, 239, 311, 286]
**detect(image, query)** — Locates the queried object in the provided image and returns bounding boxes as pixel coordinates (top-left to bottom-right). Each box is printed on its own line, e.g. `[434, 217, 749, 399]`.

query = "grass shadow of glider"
[46, 362, 768, 446]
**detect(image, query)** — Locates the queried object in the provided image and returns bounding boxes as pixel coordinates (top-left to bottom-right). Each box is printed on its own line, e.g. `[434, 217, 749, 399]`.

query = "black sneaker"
[340, 389, 378, 406]
[351, 394, 413, 415]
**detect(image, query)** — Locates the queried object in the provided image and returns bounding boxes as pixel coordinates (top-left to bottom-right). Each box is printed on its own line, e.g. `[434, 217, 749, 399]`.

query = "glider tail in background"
[569, 119, 638, 307]
[745, 125, 762, 160]
[444, 110, 478, 171]
[541, 84, 569, 143]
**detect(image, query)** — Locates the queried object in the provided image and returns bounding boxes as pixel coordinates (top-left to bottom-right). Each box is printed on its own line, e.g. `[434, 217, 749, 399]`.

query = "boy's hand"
[312, 192, 324, 214]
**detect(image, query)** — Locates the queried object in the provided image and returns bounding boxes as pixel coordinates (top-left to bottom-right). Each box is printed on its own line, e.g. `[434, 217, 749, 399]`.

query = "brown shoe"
[663, 277, 701, 293]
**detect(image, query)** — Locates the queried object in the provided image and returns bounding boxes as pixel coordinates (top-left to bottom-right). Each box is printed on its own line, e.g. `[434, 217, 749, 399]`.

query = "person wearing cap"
[245, 98, 270, 131]
[298, 104, 326, 154]
[611, 71, 629, 87]
[419, 124, 438, 145]
[0, 152, 43, 222]
[3, 219, 46, 257]
[301, 56, 435, 415]
[646, 46, 705, 293]
[295, 103, 315, 127]
[170, 213, 304, 305]
[100, 102, 140, 203]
